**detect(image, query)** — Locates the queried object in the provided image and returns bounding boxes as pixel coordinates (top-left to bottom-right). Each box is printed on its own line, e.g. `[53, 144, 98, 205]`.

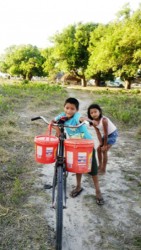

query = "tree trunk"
[95, 79, 100, 86]
[81, 75, 87, 87]
[27, 73, 32, 81]
[125, 80, 131, 89]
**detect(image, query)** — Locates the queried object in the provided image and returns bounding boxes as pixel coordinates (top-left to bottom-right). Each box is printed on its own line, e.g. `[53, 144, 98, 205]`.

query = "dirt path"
[34, 88, 141, 250]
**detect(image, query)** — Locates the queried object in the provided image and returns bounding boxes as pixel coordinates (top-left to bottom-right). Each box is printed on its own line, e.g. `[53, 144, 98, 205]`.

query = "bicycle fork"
[52, 158, 67, 209]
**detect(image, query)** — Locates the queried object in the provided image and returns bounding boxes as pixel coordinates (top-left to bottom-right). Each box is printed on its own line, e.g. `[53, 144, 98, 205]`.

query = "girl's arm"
[102, 117, 108, 150]
[80, 117, 103, 142]
[80, 117, 97, 126]
[94, 126, 103, 145]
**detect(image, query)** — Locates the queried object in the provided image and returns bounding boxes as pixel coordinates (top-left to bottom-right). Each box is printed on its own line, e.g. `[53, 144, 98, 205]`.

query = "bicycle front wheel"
[56, 166, 63, 250]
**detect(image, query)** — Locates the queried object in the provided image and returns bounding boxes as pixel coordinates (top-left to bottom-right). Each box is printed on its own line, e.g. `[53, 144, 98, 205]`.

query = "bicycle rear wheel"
[56, 166, 63, 250]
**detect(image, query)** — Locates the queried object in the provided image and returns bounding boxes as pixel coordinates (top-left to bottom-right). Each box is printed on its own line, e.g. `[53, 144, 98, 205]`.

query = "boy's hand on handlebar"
[50, 119, 56, 124]
[50, 120, 61, 137]
[55, 127, 61, 137]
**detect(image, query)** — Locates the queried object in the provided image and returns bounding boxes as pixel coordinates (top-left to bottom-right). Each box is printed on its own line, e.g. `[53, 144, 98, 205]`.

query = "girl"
[53, 98, 104, 205]
[87, 104, 118, 174]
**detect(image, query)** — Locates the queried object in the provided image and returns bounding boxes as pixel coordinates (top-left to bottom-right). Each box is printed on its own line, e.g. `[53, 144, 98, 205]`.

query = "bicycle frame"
[31, 116, 86, 250]
[52, 125, 67, 250]
[52, 125, 67, 206]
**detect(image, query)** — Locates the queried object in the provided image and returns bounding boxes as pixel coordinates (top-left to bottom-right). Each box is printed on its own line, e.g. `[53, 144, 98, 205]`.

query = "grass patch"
[0, 81, 141, 249]
[0, 81, 67, 249]
[95, 94, 141, 127]
[136, 127, 141, 139]
[11, 178, 26, 204]
[0, 205, 55, 250]
[0, 82, 66, 114]
[133, 236, 141, 248]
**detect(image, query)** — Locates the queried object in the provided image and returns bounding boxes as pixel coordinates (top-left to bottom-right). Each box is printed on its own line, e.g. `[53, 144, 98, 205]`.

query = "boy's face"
[64, 103, 77, 118]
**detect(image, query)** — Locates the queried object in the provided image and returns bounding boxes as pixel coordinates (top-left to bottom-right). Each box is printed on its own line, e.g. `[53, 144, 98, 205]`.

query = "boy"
[53, 97, 104, 205]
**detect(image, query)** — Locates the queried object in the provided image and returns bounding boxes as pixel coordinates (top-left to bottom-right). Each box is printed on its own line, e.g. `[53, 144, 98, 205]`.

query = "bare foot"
[98, 169, 106, 175]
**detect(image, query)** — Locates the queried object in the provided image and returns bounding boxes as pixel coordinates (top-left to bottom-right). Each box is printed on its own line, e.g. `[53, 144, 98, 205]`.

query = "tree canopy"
[48, 23, 98, 86]
[86, 4, 141, 88]
[1, 4, 141, 89]
[0, 44, 45, 80]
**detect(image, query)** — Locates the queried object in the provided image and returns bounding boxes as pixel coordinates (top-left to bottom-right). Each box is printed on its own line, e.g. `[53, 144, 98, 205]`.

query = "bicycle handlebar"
[31, 116, 87, 128]
[31, 116, 41, 121]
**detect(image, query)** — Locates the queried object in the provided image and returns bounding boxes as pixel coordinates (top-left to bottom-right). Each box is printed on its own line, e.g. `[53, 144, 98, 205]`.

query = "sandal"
[70, 188, 84, 198]
[44, 184, 53, 189]
[96, 197, 104, 205]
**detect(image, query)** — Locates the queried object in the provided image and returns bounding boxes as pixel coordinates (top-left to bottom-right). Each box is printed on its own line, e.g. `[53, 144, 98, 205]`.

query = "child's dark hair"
[64, 97, 79, 110]
[87, 104, 103, 119]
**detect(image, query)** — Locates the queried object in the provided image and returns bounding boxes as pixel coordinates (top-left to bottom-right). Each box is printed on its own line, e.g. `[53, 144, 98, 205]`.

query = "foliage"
[41, 47, 57, 78]
[86, 4, 141, 88]
[42, 4, 141, 88]
[50, 23, 98, 86]
[1, 4, 141, 89]
[0, 45, 45, 80]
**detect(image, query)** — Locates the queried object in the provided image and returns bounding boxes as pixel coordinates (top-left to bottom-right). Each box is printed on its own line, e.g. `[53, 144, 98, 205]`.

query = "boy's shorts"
[88, 149, 98, 176]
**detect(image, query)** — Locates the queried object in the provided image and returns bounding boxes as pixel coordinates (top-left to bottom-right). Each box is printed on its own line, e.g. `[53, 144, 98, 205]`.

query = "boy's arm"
[54, 112, 65, 122]
[51, 112, 66, 137]
[50, 120, 60, 137]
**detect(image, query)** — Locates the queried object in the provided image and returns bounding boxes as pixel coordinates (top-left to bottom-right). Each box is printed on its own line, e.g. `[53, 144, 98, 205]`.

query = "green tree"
[86, 23, 114, 85]
[50, 23, 98, 86]
[0, 44, 45, 80]
[41, 47, 58, 80]
[87, 4, 141, 89]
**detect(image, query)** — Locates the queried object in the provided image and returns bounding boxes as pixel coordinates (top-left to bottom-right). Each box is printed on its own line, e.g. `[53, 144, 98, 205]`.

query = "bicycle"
[31, 115, 90, 250]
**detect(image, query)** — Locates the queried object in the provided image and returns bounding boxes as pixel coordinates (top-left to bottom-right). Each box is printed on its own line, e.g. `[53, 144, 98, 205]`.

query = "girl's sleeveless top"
[95, 116, 117, 136]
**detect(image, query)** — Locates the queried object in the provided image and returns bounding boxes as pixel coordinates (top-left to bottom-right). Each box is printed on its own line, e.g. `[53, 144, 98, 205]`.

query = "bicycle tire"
[63, 171, 67, 208]
[56, 166, 63, 250]
[52, 165, 57, 207]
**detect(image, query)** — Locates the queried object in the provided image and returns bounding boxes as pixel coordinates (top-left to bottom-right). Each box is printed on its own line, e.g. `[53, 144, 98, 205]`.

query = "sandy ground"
[34, 88, 141, 250]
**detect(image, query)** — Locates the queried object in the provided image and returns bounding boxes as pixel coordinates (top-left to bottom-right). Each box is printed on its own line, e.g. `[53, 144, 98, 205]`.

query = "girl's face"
[64, 103, 77, 118]
[90, 108, 100, 120]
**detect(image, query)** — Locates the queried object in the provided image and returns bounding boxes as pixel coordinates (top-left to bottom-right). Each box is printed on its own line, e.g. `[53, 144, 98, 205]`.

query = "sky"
[0, 0, 141, 54]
